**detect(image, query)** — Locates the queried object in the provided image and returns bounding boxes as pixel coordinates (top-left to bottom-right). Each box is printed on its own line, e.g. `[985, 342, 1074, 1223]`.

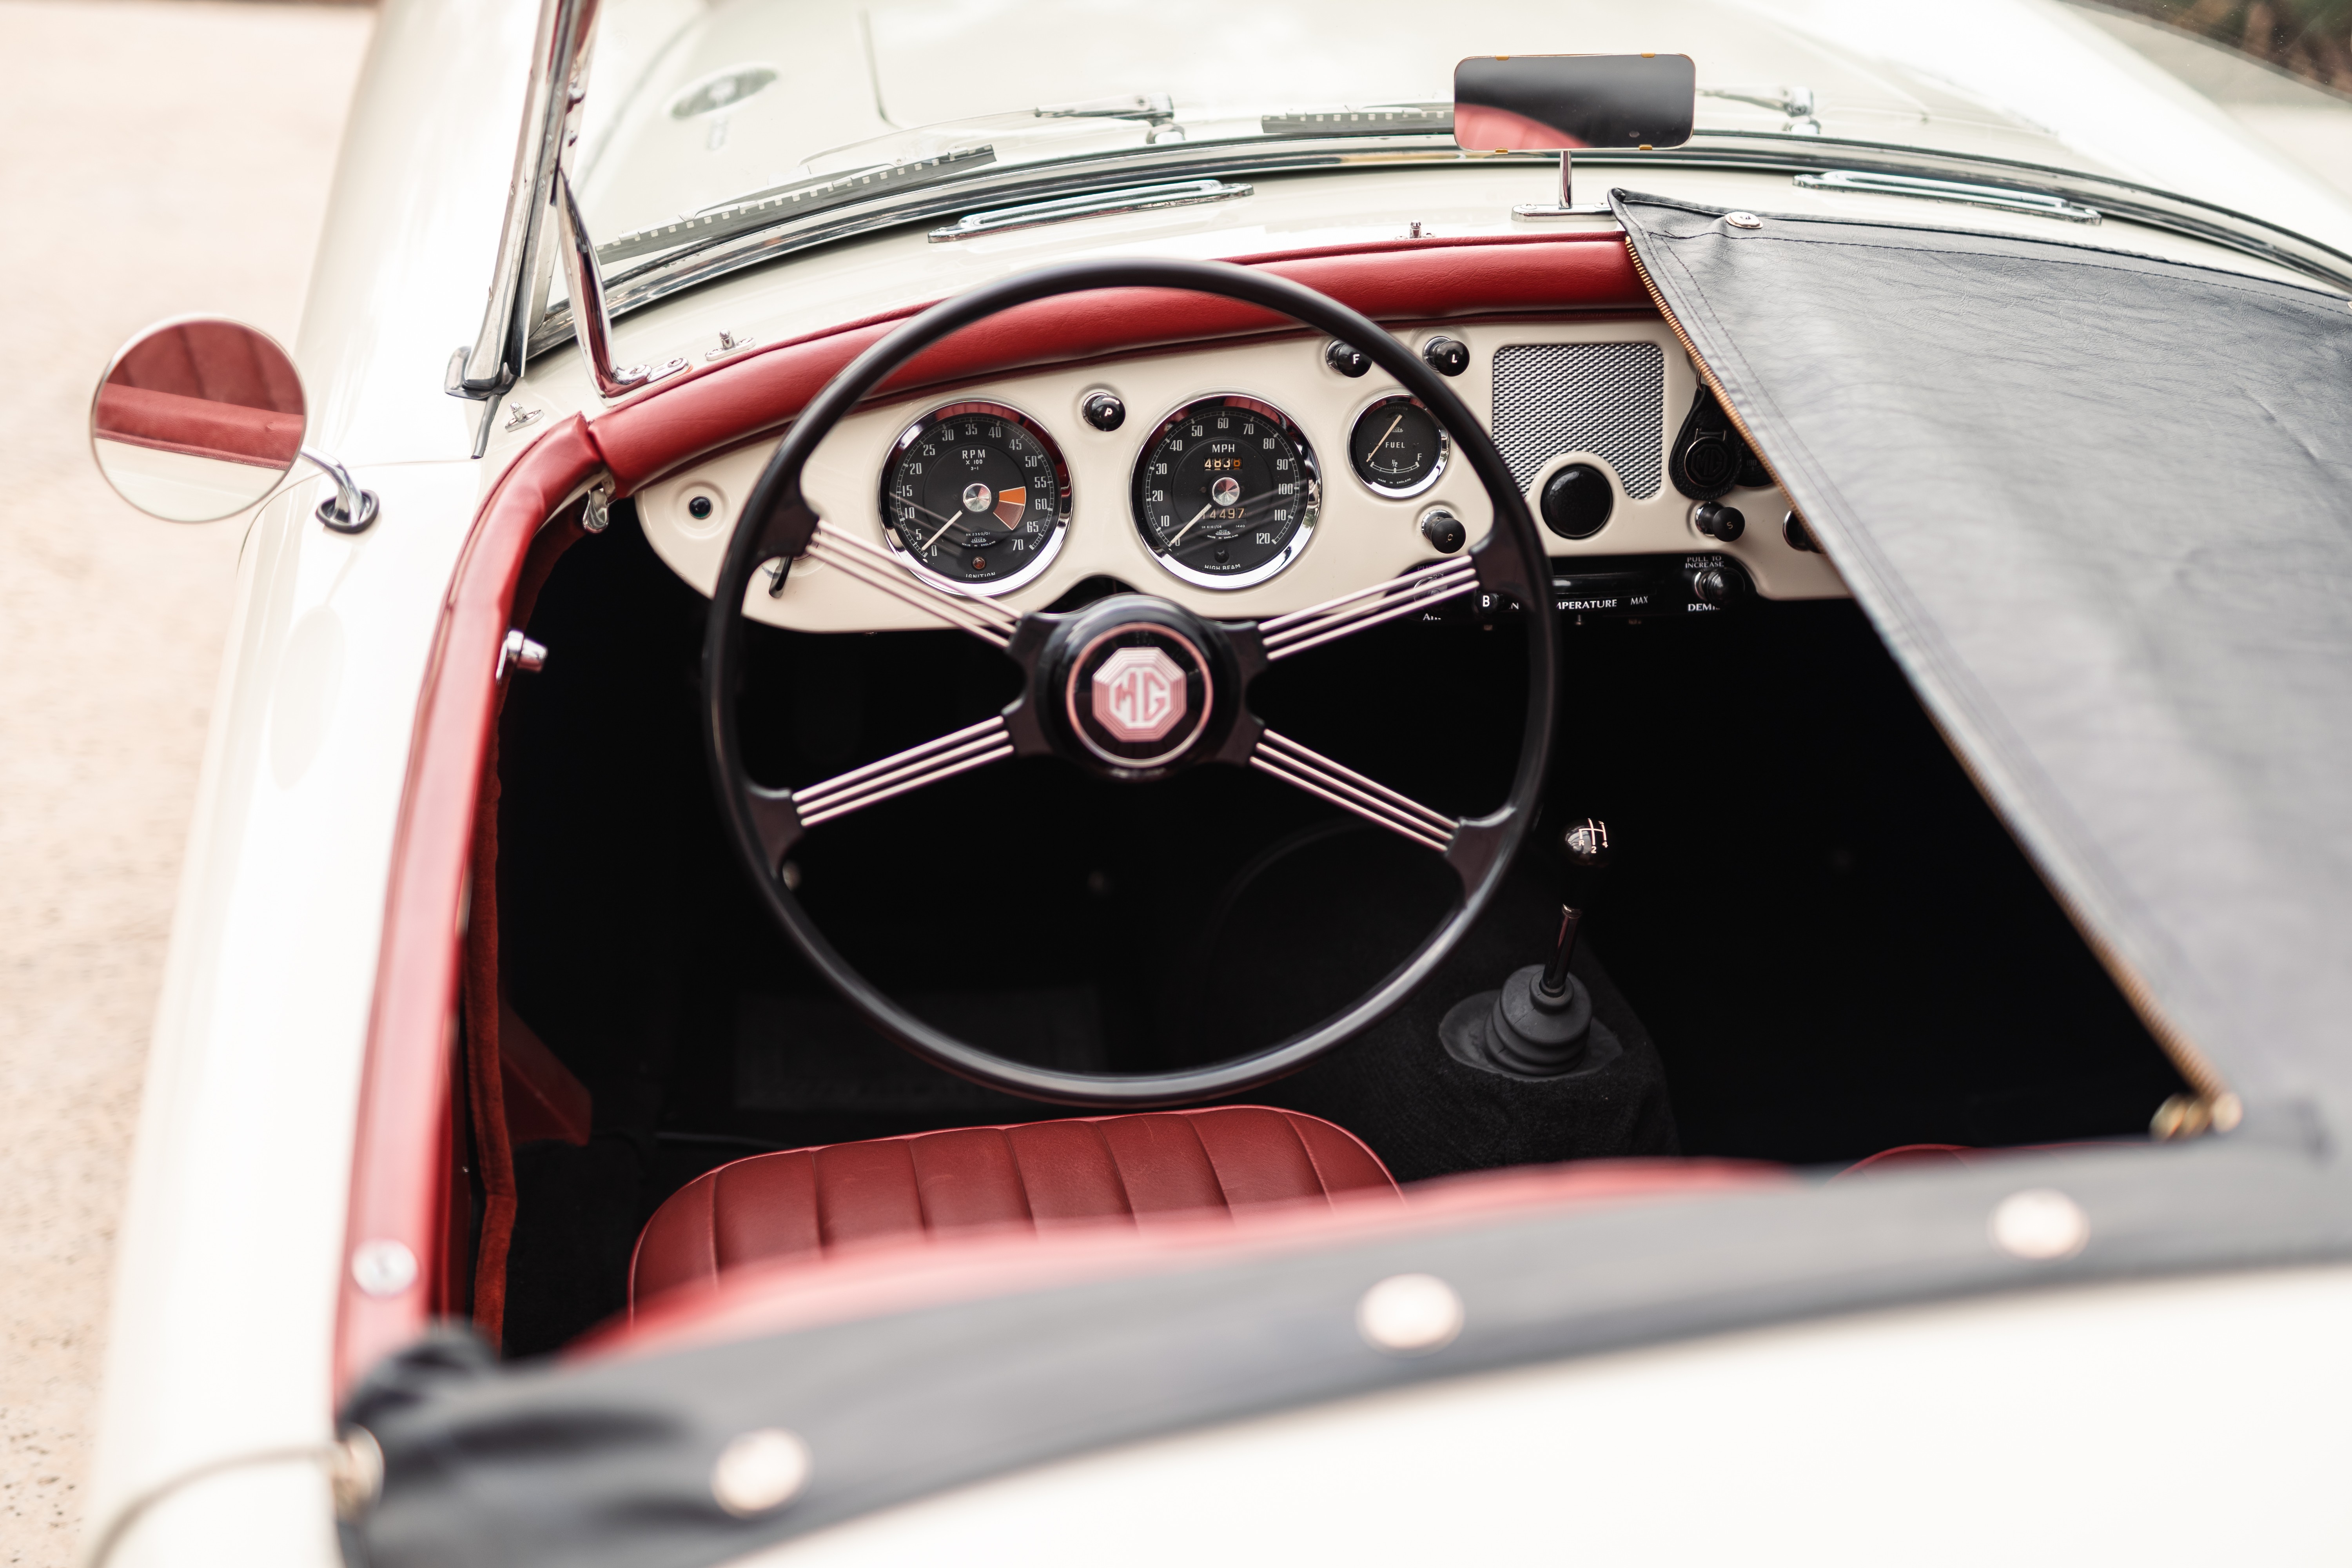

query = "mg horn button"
[1064, 621, 1215, 771]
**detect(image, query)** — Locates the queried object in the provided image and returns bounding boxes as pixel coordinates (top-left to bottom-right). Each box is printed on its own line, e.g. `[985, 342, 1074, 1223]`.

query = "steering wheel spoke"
[1248, 726, 1459, 853]
[741, 715, 1020, 870]
[795, 715, 1016, 828]
[798, 520, 1021, 648]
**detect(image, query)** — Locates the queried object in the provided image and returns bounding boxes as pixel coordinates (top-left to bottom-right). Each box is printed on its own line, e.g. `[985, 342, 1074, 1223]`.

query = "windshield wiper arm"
[928, 178, 1251, 242]
[1035, 92, 1174, 125]
[1699, 85, 1821, 135]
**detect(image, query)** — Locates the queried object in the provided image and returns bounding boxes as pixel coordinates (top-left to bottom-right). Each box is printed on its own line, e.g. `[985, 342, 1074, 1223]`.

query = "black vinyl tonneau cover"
[1612, 189, 2352, 1110]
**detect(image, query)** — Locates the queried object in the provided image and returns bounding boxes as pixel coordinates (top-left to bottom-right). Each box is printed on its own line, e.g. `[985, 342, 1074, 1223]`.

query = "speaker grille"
[1491, 342, 1666, 498]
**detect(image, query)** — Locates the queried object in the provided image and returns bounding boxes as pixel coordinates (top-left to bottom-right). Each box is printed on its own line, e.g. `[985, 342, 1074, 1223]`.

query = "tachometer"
[880, 401, 1070, 595]
[1132, 396, 1319, 589]
[1347, 392, 1448, 497]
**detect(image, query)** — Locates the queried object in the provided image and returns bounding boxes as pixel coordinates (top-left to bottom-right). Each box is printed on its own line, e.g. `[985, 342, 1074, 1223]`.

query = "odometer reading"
[880, 401, 1070, 595]
[1132, 396, 1319, 589]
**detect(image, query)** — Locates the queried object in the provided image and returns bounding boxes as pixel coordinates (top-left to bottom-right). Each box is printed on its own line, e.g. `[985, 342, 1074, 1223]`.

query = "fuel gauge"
[1347, 393, 1448, 498]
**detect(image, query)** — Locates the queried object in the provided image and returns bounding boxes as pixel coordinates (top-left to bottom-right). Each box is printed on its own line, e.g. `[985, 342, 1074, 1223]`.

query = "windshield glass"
[574, 0, 2086, 250]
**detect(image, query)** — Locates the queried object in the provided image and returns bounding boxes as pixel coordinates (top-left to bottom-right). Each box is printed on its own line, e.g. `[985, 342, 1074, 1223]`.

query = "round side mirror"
[90, 317, 308, 523]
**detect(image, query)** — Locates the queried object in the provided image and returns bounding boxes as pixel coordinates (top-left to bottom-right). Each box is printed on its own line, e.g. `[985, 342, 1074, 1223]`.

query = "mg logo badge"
[1091, 647, 1187, 742]
[1065, 620, 1213, 770]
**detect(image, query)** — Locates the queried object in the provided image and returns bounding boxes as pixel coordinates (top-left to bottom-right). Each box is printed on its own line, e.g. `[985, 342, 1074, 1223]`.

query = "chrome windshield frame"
[453, 0, 604, 400]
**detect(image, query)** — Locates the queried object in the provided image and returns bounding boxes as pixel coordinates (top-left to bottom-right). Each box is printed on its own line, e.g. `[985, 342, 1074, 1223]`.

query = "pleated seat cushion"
[630, 1106, 1397, 1306]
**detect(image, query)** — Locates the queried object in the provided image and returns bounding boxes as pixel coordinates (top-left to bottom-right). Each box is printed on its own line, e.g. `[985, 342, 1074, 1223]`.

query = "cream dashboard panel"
[639, 319, 1845, 629]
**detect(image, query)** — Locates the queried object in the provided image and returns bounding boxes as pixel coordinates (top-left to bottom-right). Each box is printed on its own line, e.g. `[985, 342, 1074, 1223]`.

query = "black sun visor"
[1611, 191, 2352, 1111]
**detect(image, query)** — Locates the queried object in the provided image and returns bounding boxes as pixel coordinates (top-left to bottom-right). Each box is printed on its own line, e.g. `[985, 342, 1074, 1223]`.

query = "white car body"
[85, 1, 2352, 1561]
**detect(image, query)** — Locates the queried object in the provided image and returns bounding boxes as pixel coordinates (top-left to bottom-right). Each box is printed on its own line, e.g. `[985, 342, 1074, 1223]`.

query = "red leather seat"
[631, 1106, 1396, 1307]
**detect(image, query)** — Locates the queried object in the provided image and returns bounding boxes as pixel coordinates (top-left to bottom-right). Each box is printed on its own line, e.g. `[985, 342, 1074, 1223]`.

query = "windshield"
[573, 0, 2082, 249]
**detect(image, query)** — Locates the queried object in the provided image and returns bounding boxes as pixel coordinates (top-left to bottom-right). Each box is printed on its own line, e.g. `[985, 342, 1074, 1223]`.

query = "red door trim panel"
[336, 417, 603, 1390]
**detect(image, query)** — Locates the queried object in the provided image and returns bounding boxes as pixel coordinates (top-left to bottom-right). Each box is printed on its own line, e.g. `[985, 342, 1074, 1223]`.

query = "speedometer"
[1131, 396, 1320, 589]
[880, 401, 1070, 595]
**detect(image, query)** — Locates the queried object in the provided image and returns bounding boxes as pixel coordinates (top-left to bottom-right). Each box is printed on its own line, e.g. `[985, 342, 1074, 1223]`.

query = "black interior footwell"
[492, 511, 2189, 1358]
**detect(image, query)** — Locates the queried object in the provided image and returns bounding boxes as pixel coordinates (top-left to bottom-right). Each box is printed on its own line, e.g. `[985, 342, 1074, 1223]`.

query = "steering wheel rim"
[704, 258, 1556, 1107]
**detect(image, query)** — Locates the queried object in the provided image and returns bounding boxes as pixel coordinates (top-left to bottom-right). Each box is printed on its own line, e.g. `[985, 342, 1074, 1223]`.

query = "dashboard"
[637, 318, 1847, 631]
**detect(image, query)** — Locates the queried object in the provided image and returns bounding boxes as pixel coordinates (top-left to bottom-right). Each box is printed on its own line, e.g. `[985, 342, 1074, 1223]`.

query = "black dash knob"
[1421, 336, 1470, 377]
[1325, 340, 1371, 377]
[1693, 501, 1745, 541]
[1541, 464, 1614, 540]
[1687, 564, 1745, 605]
[1419, 507, 1466, 554]
[1784, 511, 1818, 552]
[1082, 392, 1125, 432]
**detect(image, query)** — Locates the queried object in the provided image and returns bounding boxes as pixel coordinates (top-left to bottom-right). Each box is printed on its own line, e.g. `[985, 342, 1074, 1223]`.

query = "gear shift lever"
[1539, 818, 1610, 1002]
[1441, 818, 1612, 1078]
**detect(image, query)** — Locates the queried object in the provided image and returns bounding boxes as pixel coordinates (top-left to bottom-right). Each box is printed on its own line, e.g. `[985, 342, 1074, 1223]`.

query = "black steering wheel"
[704, 258, 1555, 1106]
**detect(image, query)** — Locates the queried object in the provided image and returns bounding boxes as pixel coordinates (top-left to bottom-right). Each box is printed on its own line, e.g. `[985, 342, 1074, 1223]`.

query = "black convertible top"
[1613, 190, 2352, 1111]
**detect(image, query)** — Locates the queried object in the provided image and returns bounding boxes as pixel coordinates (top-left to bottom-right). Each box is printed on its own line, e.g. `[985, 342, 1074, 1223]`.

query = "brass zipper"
[1618, 231, 2238, 1127]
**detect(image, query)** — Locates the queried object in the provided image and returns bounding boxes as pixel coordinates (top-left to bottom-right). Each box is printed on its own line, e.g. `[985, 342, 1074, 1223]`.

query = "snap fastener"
[1724, 211, 1764, 230]
[349, 1239, 417, 1298]
[1356, 1273, 1465, 1354]
[712, 1428, 812, 1517]
[1990, 1189, 2089, 1261]
[329, 1429, 384, 1521]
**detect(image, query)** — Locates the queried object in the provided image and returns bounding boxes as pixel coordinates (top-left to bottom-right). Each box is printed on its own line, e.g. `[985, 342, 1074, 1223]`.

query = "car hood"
[577, 0, 2094, 242]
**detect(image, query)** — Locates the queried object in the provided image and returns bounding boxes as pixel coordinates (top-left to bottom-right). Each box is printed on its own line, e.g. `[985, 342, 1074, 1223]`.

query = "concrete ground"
[0, 3, 372, 1561]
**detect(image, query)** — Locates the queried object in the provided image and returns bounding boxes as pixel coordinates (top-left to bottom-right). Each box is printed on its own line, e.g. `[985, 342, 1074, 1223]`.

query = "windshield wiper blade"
[1259, 104, 1454, 138]
[596, 147, 1000, 266]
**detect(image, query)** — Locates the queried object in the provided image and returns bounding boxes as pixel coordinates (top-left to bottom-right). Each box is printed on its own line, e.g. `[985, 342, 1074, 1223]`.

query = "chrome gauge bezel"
[1130, 394, 1321, 592]
[1347, 390, 1450, 499]
[877, 399, 1073, 598]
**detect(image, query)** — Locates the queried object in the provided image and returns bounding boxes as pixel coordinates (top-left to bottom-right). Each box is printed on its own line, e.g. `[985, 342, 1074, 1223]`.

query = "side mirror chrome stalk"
[305, 448, 379, 534]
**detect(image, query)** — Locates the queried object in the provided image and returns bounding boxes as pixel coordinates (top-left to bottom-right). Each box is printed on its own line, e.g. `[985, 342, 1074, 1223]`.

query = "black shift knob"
[1560, 817, 1611, 906]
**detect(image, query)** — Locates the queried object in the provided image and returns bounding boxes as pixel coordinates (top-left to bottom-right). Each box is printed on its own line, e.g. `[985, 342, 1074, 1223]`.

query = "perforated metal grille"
[1491, 342, 1666, 498]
